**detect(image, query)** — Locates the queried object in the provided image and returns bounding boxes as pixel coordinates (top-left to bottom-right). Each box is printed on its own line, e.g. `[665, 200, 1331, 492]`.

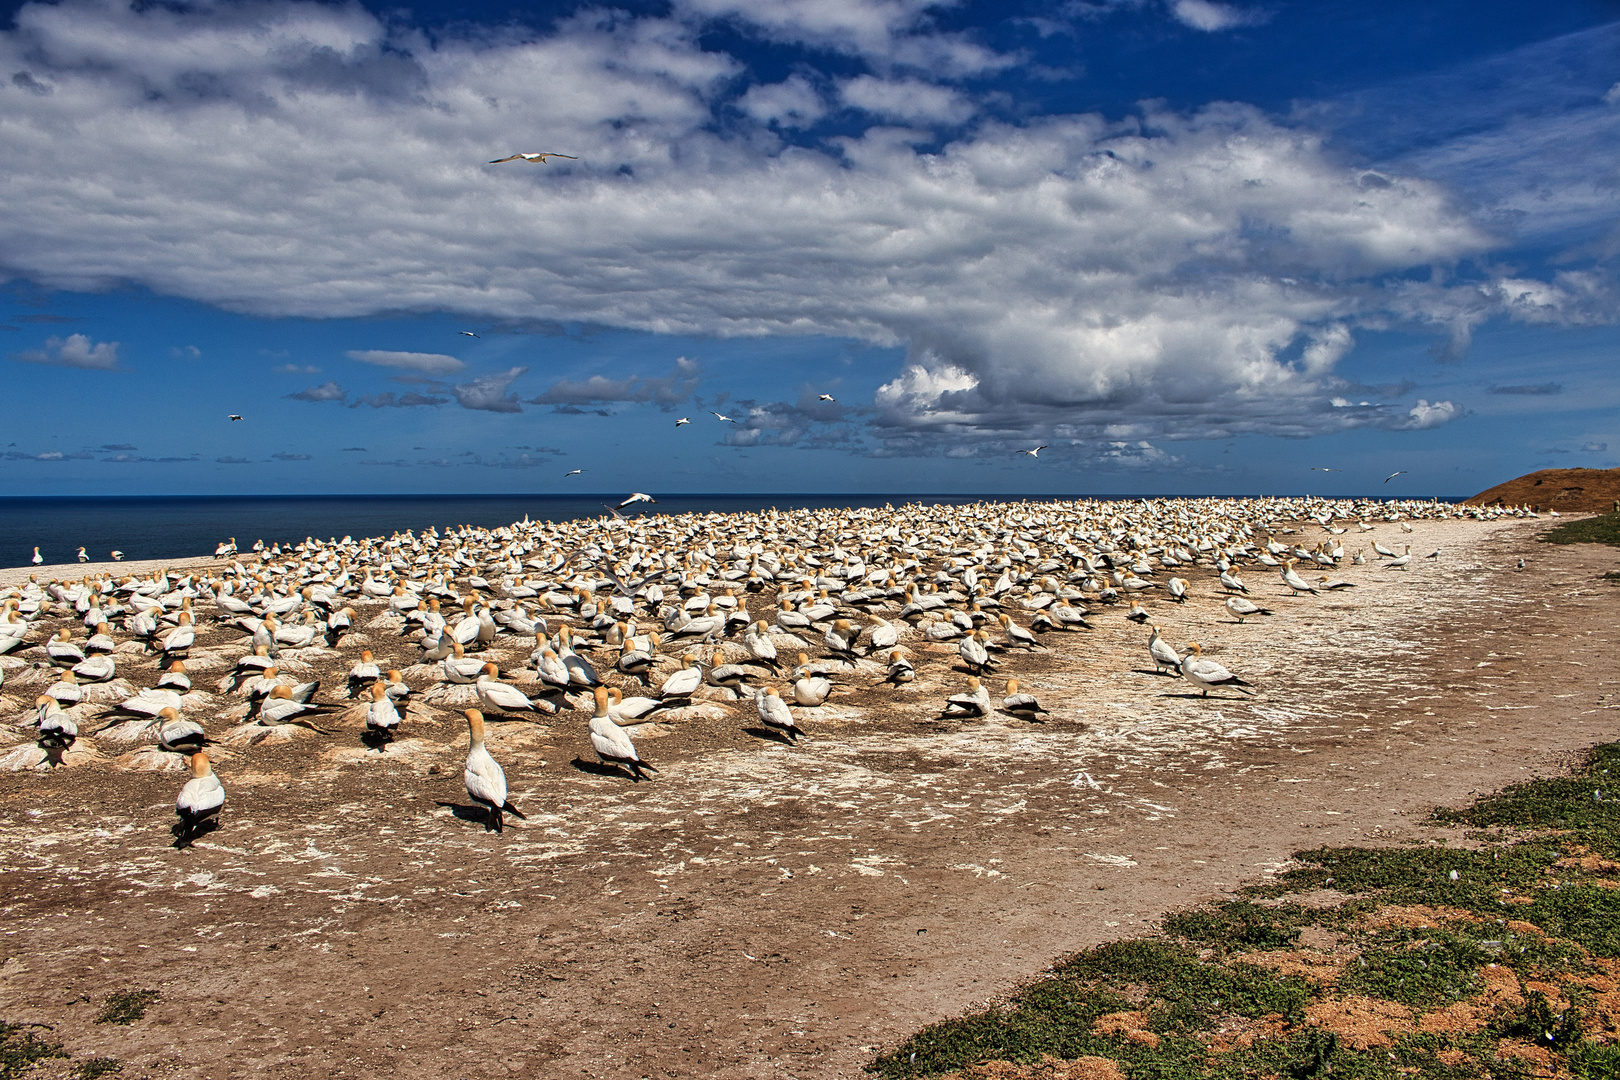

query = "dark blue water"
[0, 493, 1009, 569]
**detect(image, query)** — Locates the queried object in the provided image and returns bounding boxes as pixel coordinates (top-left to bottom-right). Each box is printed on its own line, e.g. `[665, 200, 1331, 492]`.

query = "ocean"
[0, 493, 1011, 569]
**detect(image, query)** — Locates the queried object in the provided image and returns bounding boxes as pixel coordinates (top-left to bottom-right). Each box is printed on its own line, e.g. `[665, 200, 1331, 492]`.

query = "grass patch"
[0, 1023, 65, 1080]
[1542, 512, 1620, 546]
[94, 990, 159, 1026]
[869, 743, 1620, 1079]
[75, 1059, 124, 1080]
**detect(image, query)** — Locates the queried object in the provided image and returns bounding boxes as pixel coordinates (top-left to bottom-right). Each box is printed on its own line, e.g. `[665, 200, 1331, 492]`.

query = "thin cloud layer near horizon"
[0, 0, 1615, 496]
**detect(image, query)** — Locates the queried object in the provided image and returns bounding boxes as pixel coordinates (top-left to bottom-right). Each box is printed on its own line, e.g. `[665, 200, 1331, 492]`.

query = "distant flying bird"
[710, 411, 738, 423]
[1383, 471, 1408, 483]
[489, 152, 578, 164]
[563, 469, 584, 478]
[618, 493, 657, 508]
[675, 417, 691, 426]
[1310, 467, 1340, 472]
[458, 331, 480, 339]
[228, 414, 244, 421]
[818, 394, 836, 402]
[1017, 445, 1049, 458]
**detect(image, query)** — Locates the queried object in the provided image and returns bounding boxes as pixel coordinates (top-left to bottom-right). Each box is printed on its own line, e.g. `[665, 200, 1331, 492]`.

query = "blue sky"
[1, 0, 1615, 497]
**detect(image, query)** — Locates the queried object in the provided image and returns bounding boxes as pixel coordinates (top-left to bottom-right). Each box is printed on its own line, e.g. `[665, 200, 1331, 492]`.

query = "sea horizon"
[1, 490, 1462, 570]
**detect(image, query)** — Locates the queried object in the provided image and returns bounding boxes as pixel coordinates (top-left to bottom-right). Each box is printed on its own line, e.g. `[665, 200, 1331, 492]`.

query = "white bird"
[817, 394, 836, 402]
[228, 414, 244, 422]
[458, 331, 481, 338]
[1310, 467, 1340, 472]
[156, 707, 206, 754]
[76, 547, 88, 562]
[675, 417, 691, 426]
[743, 621, 780, 670]
[1167, 577, 1188, 603]
[754, 686, 801, 742]
[958, 629, 991, 674]
[1147, 625, 1181, 674]
[564, 469, 584, 477]
[175, 752, 224, 846]
[462, 710, 524, 832]
[998, 613, 1043, 650]
[1383, 471, 1407, 484]
[489, 152, 578, 164]
[356, 682, 398, 745]
[940, 676, 990, 718]
[1384, 546, 1412, 570]
[1224, 596, 1272, 623]
[658, 654, 703, 701]
[1281, 560, 1319, 594]
[1017, 445, 1049, 458]
[589, 687, 657, 780]
[709, 411, 738, 423]
[1001, 678, 1048, 719]
[31, 547, 43, 565]
[790, 656, 832, 706]
[618, 492, 657, 508]
[110, 551, 124, 562]
[1179, 642, 1255, 697]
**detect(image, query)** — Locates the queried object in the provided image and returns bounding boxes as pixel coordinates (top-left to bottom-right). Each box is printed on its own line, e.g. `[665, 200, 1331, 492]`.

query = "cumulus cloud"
[839, 76, 974, 124]
[1488, 382, 1562, 395]
[738, 75, 827, 128]
[274, 363, 321, 374]
[170, 344, 201, 359]
[286, 380, 346, 402]
[1391, 399, 1461, 431]
[1169, 0, 1267, 32]
[531, 357, 699, 411]
[346, 350, 465, 375]
[12, 333, 120, 370]
[454, 367, 528, 413]
[1582, 441, 1608, 453]
[0, 0, 1600, 454]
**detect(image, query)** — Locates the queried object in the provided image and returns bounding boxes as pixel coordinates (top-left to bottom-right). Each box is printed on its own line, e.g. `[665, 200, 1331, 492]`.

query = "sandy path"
[0, 517, 1615, 1079]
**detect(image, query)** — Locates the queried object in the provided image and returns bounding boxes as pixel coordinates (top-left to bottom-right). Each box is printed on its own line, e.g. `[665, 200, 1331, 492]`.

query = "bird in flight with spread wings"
[1383, 470, 1408, 484]
[1017, 445, 1049, 458]
[489, 152, 578, 164]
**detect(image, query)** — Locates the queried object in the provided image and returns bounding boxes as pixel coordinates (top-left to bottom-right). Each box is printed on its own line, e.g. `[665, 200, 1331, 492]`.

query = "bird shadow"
[171, 818, 218, 850]
[434, 800, 500, 828]
[1130, 668, 1176, 678]
[359, 729, 395, 752]
[569, 756, 641, 781]
[742, 726, 798, 745]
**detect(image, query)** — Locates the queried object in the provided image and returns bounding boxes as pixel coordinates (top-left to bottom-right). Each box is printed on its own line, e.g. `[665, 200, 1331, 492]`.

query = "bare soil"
[1, 518, 1617, 1080]
[1464, 466, 1620, 514]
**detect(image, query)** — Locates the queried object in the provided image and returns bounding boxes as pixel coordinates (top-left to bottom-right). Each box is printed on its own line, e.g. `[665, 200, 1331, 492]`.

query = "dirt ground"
[1, 517, 1616, 1079]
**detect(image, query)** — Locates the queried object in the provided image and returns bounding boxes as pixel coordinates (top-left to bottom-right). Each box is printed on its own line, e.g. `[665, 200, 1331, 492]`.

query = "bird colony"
[0, 497, 1534, 846]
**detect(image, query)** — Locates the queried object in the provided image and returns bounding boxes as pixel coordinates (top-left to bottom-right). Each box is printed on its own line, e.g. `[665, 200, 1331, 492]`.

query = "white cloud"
[1605, 82, 1620, 106]
[287, 380, 346, 402]
[738, 75, 827, 128]
[0, 0, 1597, 454]
[1582, 441, 1608, 453]
[1169, 0, 1265, 32]
[12, 332, 120, 370]
[839, 75, 974, 124]
[346, 350, 465, 375]
[1393, 399, 1460, 431]
[454, 367, 528, 413]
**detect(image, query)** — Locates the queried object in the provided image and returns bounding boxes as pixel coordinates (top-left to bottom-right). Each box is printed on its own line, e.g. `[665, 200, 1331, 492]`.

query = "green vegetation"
[1542, 511, 1620, 546]
[869, 744, 1620, 1080]
[75, 1059, 124, 1080]
[93, 990, 159, 1026]
[0, 1023, 65, 1080]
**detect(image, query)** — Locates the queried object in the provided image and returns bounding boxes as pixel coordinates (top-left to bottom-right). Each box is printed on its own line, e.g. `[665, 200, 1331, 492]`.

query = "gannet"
[940, 676, 990, 718]
[790, 656, 832, 706]
[708, 411, 738, 423]
[1016, 446, 1049, 458]
[1280, 560, 1319, 594]
[1384, 546, 1412, 570]
[958, 630, 990, 674]
[1001, 678, 1048, 719]
[347, 650, 381, 696]
[754, 686, 801, 742]
[228, 414, 244, 421]
[1224, 596, 1273, 623]
[156, 707, 206, 754]
[824, 618, 861, 657]
[589, 687, 657, 780]
[175, 752, 224, 846]
[476, 664, 550, 717]
[675, 417, 691, 426]
[31, 547, 43, 565]
[743, 621, 780, 670]
[1179, 643, 1255, 697]
[658, 654, 703, 701]
[366, 682, 401, 743]
[489, 151, 578, 164]
[1383, 471, 1407, 483]
[1147, 625, 1181, 674]
[462, 710, 524, 832]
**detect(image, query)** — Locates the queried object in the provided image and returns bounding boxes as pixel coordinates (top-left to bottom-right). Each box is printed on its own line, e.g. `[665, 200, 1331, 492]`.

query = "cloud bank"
[0, 0, 1610, 455]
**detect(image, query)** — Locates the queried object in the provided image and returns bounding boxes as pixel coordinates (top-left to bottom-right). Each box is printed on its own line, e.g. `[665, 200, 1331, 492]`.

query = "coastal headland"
[0, 499, 1615, 1079]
